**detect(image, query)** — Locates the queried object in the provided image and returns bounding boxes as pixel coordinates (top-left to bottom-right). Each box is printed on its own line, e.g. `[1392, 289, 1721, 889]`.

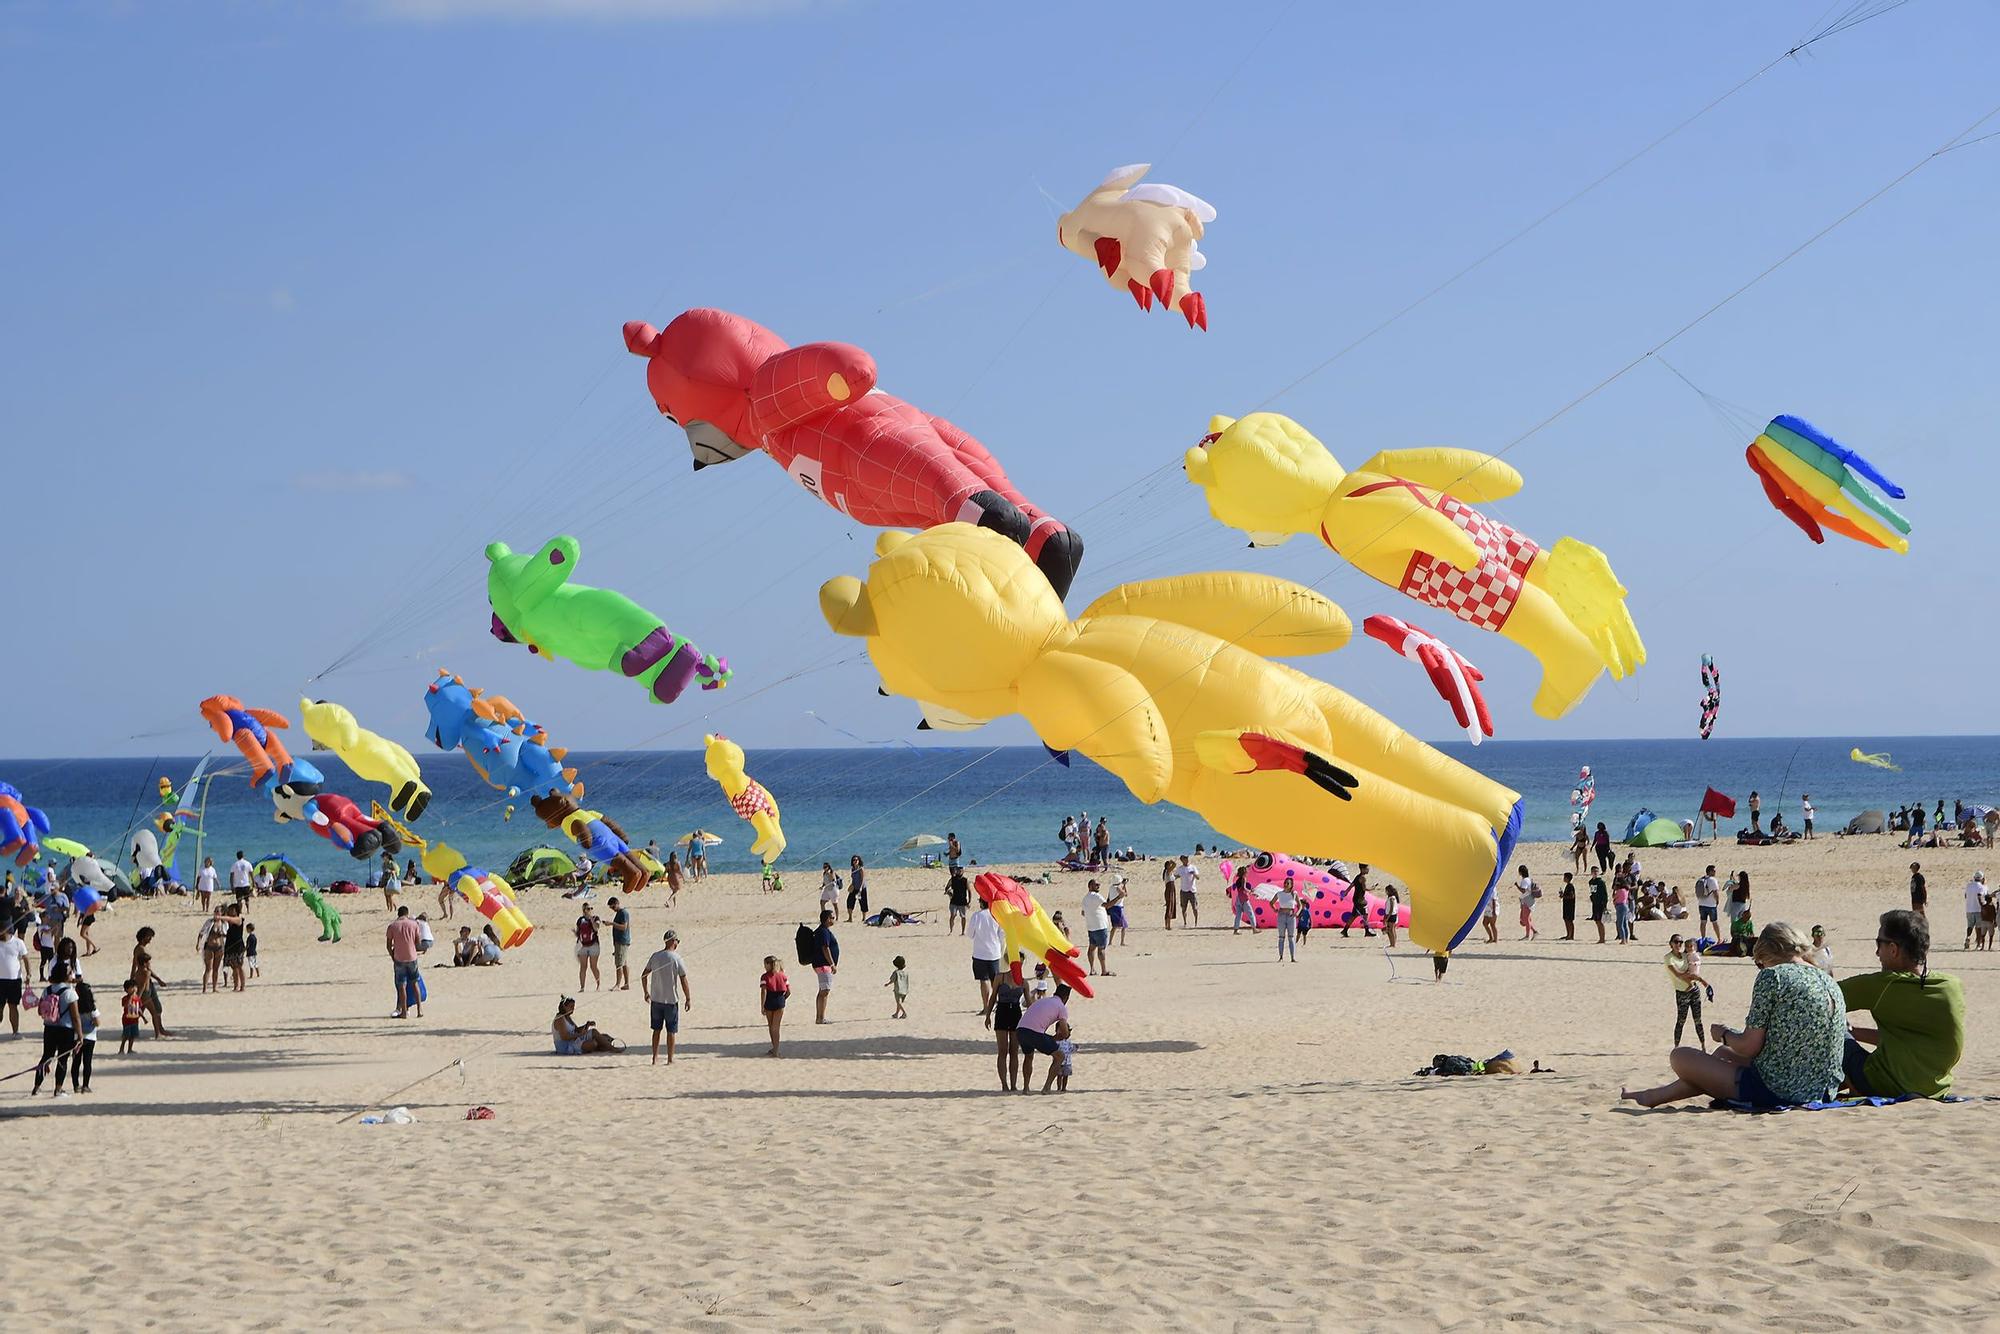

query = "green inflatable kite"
[485, 535, 731, 705]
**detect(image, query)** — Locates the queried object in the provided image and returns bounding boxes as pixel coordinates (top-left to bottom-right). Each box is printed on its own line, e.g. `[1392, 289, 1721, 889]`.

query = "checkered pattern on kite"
[730, 781, 774, 820]
[1397, 496, 1541, 632]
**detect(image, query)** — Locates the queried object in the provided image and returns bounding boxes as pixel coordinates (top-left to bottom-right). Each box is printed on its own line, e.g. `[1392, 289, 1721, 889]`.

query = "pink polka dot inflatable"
[1221, 852, 1410, 930]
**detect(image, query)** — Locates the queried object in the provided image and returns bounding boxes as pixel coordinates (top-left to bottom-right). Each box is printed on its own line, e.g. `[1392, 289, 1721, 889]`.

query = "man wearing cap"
[1965, 872, 1990, 950]
[641, 929, 691, 1065]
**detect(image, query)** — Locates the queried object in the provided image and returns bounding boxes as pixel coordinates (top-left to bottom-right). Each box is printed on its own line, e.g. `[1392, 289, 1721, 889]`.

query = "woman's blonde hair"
[1752, 920, 1811, 966]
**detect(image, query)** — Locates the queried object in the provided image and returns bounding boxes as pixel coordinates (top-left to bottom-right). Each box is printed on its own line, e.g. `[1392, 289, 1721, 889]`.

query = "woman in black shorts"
[846, 856, 870, 922]
[990, 973, 1025, 1092]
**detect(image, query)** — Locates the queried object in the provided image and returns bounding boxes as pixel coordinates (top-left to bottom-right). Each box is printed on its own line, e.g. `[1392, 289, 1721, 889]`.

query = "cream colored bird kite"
[1057, 163, 1214, 329]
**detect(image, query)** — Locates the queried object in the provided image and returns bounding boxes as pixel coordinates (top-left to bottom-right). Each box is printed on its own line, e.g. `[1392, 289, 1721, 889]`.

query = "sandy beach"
[1, 832, 1991, 1330]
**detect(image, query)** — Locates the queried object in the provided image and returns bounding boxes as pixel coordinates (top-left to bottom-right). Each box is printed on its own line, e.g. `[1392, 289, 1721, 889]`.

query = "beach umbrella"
[255, 853, 315, 893]
[1964, 804, 1995, 825]
[898, 834, 946, 851]
[42, 836, 91, 859]
[508, 845, 577, 883]
[673, 832, 724, 848]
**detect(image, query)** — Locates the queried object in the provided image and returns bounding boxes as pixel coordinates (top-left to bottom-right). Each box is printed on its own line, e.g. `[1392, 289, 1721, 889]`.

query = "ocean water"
[0, 737, 1992, 890]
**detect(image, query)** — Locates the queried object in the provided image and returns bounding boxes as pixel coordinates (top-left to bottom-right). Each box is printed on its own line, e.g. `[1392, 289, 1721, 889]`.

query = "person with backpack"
[31, 960, 80, 1097]
[574, 906, 603, 991]
[812, 909, 840, 1024]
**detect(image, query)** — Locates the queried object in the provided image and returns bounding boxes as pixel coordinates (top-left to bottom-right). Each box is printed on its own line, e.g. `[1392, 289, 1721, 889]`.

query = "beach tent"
[1842, 809, 1887, 835]
[1622, 808, 1658, 843]
[255, 853, 314, 893]
[508, 846, 576, 884]
[1626, 813, 1685, 848]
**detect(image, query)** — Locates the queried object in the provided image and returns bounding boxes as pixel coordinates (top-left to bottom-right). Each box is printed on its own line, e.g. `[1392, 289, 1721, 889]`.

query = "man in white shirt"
[1965, 872, 1989, 949]
[0, 921, 29, 1034]
[1081, 880, 1112, 977]
[1176, 855, 1200, 927]
[1802, 795, 1816, 840]
[641, 929, 692, 1065]
[1693, 866, 1721, 940]
[229, 852, 253, 896]
[969, 903, 1006, 1020]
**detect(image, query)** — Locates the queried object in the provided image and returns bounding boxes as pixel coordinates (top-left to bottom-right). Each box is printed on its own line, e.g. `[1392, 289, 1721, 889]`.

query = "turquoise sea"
[1, 737, 1993, 889]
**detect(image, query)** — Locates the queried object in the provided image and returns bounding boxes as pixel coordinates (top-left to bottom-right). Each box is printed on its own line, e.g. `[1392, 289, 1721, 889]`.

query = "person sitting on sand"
[1837, 909, 1964, 1099]
[551, 996, 623, 1055]
[452, 926, 480, 967]
[480, 924, 503, 965]
[1621, 922, 1843, 1110]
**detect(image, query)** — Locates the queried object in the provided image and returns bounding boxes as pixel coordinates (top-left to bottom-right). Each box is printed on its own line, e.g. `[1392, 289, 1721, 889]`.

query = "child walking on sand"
[759, 955, 789, 1056]
[117, 979, 143, 1054]
[886, 956, 910, 1019]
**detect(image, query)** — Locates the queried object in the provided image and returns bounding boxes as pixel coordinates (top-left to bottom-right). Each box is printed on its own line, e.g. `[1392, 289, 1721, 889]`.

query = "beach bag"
[794, 923, 816, 967]
[1430, 1054, 1478, 1077]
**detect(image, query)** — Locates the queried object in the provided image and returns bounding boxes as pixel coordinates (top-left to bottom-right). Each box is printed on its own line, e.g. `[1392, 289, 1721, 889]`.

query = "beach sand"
[4, 834, 1995, 1330]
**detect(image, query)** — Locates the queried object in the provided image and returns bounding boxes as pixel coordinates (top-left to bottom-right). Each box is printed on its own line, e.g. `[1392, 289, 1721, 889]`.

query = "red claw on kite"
[1363, 614, 1493, 745]
[1093, 236, 1121, 276]
[1128, 279, 1153, 311]
[1179, 291, 1207, 331]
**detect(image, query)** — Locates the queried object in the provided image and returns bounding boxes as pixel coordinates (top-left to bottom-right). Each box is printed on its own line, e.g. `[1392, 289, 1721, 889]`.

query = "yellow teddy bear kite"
[1184, 413, 1645, 720]
[819, 524, 1524, 955]
[703, 734, 785, 866]
[300, 697, 431, 820]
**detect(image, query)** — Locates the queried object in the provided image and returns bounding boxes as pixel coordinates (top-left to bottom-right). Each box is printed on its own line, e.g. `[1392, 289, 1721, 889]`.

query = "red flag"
[1700, 788, 1737, 819]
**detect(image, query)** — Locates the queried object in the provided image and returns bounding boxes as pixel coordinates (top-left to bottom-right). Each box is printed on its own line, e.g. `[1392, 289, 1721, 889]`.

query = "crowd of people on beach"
[5, 791, 1985, 1115]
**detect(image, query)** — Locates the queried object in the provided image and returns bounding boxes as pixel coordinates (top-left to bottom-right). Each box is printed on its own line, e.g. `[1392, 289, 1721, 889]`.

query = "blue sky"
[4, 0, 1998, 760]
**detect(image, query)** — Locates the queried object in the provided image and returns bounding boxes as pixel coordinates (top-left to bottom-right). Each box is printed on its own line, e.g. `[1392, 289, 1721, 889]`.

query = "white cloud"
[365, 0, 811, 19]
[292, 470, 416, 493]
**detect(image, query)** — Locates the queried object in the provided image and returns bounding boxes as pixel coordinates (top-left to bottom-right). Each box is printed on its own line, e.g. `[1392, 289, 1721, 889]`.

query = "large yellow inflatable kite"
[301, 698, 431, 820]
[819, 524, 1523, 953]
[1184, 413, 1645, 719]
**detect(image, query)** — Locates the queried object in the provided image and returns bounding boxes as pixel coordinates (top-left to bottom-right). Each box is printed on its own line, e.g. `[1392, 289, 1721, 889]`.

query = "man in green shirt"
[1839, 909, 1965, 1098]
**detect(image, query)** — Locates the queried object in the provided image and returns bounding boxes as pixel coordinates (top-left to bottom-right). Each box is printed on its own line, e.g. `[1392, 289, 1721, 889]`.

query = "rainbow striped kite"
[1744, 416, 1910, 552]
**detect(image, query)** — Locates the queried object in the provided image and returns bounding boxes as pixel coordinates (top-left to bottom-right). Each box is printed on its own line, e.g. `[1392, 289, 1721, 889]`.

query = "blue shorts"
[650, 1001, 680, 1034]
[972, 957, 1000, 981]
[1841, 1036, 1875, 1096]
[1018, 1028, 1060, 1057]
[1108, 905, 1126, 927]
[1734, 1063, 1787, 1109]
[393, 959, 420, 987]
[1087, 928, 1109, 948]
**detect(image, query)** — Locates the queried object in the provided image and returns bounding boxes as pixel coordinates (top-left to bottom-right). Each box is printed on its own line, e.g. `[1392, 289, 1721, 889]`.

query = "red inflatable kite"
[624, 309, 1084, 598]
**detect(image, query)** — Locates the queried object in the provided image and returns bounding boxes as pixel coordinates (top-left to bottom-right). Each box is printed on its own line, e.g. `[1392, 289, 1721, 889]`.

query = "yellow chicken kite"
[819, 524, 1523, 954]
